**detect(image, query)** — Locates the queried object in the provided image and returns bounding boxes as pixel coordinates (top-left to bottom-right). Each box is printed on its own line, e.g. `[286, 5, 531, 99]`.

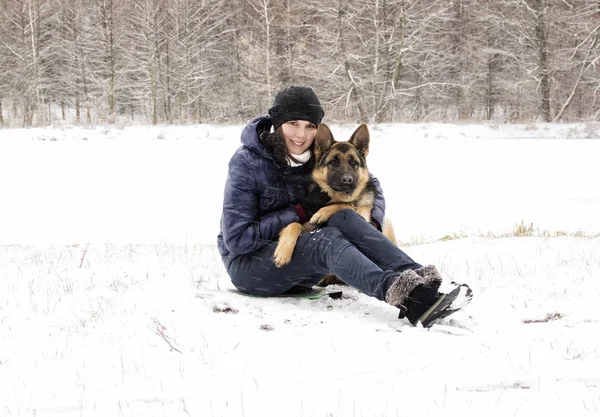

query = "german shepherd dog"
[273, 123, 396, 272]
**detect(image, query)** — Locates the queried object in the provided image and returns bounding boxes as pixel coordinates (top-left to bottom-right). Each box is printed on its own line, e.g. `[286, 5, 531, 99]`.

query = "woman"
[217, 86, 471, 326]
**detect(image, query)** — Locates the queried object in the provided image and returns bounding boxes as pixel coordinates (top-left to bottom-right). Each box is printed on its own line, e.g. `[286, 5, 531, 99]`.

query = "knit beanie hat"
[268, 86, 324, 130]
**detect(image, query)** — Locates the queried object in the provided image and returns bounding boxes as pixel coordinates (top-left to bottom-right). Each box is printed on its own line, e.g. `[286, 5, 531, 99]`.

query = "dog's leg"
[355, 206, 372, 223]
[317, 274, 346, 287]
[273, 222, 303, 267]
[382, 219, 397, 245]
[309, 203, 354, 225]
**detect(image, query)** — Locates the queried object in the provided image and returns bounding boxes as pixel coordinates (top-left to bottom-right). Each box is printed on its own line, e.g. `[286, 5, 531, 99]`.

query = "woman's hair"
[260, 128, 313, 166]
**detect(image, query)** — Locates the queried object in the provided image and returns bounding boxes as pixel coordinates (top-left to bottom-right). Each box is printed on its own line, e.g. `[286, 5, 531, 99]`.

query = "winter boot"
[386, 266, 473, 327]
[414, 265, 473, 324]
[414, 265, 443, 282]
[422, 282, 473, 325]
[385, 268, 442, 323]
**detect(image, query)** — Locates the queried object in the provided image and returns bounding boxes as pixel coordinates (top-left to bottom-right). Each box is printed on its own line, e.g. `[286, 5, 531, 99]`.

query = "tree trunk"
[165, 38, 171, 123]
[452, 0, 469, 120]
[485, 29, 496, 121]
[79, 39, 91, 124]
[28, 0, 41, 123]
[486, 59, 493, 120]
[75, 96, 81, 123]
[391, 1, 407, 90]
[337, 0, 366, 121]
[263, 0, 272, 98]
[532, 0, 551, 121]
[152, 43, 158, 125]
[101, 0, 117, 123]
[230, 0, 244, 118]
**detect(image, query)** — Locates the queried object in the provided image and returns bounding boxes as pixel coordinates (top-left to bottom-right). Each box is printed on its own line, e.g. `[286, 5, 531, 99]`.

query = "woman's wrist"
[294, 204, 308, 223]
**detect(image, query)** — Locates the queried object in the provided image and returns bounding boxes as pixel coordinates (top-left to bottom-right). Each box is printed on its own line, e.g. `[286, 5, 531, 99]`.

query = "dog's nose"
[341, 174, 354, 185]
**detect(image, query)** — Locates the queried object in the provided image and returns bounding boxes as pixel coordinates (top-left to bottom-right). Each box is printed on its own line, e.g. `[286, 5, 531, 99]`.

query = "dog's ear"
[314, 123, 335, 160]
[348, 123, 370, 157]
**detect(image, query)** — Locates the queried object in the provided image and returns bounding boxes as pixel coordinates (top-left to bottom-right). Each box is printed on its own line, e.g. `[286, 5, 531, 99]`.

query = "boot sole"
[416, 285, 471, 327]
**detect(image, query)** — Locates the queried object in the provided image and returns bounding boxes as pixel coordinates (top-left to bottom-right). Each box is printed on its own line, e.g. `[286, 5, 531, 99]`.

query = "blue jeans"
[228, 209, 422, 301]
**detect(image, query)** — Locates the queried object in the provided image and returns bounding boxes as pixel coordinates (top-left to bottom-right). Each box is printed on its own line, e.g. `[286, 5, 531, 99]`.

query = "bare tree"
[51, 0, 93, 123]
[1, 0, 600, 126]
[1, 0, 54, 126]
[87, 0, 128, 123]
[124, 0, 169, 124]
[167, 0, 230, 123]
[552, 1, 600, 121]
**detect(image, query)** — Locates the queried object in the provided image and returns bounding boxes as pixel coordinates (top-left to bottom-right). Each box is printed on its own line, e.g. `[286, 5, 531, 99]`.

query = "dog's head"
[312, 123, 370, 203]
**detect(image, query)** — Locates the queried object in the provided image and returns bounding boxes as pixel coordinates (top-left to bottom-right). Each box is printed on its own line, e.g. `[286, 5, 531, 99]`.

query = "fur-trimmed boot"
[385, 268, 442, 324]
[414, 264, 443, 282]
[386, 265, 472, 327]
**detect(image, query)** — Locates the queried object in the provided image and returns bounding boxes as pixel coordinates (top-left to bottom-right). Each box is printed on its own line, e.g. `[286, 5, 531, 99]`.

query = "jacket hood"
[240, 115, 275, 160]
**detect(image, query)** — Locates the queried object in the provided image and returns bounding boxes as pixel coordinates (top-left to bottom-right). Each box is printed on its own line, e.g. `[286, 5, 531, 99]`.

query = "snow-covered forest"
[1, 0, 600, 127]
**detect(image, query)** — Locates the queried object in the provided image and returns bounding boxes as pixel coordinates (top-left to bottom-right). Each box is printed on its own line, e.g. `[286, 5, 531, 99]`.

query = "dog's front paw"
[273, 243, 293, 267]
[309, 207, 333, 224]
[310, 204, 354, 224]
[274, 222, 303, 267]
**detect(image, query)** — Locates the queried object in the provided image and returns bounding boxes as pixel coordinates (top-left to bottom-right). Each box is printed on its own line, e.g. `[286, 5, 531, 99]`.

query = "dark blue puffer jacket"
[217, 115, 386, 269]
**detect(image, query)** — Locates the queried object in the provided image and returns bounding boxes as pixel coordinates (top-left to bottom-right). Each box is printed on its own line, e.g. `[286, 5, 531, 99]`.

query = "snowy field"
[1, 122, 599, 416]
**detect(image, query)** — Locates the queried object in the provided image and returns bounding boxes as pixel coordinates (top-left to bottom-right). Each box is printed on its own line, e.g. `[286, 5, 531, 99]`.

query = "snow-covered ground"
[1, 122, 599, 416]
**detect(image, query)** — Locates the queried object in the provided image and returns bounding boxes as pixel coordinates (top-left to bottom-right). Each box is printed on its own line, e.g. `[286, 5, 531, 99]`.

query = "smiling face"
[280, 120, 318, 155]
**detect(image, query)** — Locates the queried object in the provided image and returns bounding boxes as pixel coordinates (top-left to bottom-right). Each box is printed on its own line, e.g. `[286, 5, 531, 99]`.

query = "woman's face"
[280, 120, 318, 155]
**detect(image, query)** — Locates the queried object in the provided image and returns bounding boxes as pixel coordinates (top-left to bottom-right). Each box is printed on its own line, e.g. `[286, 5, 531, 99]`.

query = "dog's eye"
[348, 158, 359, 168]
[328, 157, 339, 166]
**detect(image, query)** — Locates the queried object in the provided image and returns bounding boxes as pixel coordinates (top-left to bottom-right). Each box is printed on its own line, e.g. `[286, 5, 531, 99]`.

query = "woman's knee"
[312, 225, 346, 243]
[294, 226, 350, 256]
[328, 208, 364, 227]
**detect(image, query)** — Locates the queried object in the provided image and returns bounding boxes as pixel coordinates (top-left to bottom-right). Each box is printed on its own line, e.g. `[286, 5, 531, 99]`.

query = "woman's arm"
[221, 153, 298, 256]
[370, 174, 386, 231]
